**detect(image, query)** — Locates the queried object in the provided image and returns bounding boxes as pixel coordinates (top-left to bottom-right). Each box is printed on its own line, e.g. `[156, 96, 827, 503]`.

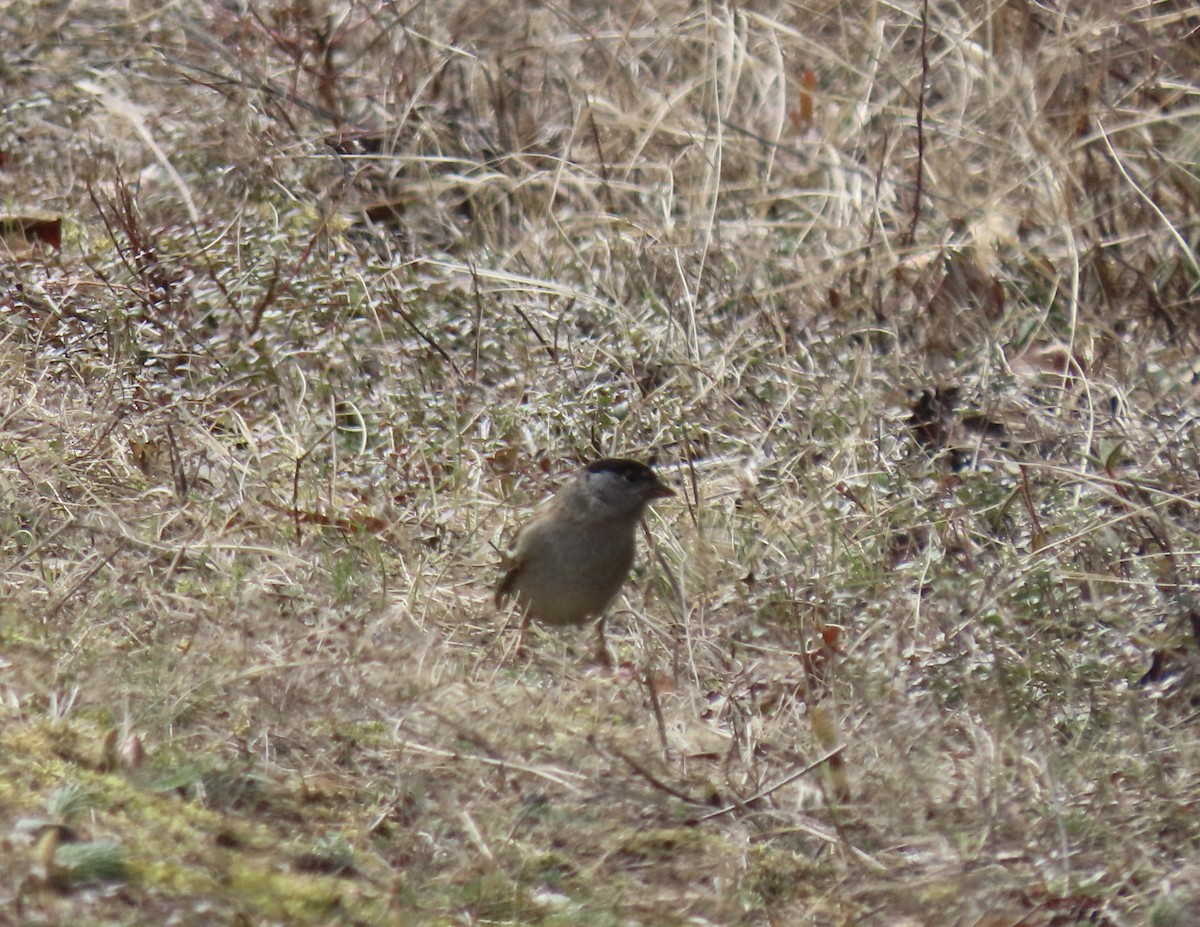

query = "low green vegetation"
[2, 1, 1199, 924]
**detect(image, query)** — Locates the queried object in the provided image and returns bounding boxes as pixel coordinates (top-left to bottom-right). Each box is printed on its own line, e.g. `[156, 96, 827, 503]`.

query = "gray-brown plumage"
[496, 458, 673, 656]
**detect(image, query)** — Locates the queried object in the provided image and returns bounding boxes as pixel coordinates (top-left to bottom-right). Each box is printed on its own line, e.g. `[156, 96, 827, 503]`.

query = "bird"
[495, 457, 674, 661]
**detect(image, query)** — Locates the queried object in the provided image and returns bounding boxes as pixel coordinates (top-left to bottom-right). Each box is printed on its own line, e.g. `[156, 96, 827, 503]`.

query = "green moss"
[744, 844, 831, 906]
[614, 826, 712, 860]
[226, 863, 357, 921]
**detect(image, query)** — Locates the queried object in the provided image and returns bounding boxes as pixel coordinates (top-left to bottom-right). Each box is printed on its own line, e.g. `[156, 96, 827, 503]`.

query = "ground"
[2, 1, 1200, 924]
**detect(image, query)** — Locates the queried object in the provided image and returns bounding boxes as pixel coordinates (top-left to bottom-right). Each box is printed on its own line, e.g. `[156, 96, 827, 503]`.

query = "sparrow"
[495, 457, 674, 660]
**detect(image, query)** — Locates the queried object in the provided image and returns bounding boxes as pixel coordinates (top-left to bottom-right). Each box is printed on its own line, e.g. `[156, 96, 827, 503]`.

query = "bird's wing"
[494, 561, 519, 606]
[494, 538, 523, 607]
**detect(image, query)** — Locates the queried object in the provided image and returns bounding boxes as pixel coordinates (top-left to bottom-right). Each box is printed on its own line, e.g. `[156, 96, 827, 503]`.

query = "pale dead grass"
[3, 0, 1200, 924]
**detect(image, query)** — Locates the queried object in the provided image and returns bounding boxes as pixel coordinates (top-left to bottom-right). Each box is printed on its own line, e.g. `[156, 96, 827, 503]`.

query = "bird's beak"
[652, 481, 675, 499]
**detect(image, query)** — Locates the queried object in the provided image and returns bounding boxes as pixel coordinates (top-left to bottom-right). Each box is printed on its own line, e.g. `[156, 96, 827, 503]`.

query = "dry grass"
[3, 0, 1200, 923]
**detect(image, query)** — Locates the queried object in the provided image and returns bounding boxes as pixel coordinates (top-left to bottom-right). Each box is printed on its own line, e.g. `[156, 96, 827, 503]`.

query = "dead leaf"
[0, 214, 62, 255]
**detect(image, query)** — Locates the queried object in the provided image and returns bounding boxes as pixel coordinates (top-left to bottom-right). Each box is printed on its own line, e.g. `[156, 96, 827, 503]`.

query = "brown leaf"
[0, 214, 62, 254]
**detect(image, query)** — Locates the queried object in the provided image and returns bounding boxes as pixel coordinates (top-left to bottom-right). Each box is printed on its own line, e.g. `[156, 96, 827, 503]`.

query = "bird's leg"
[515, 612, 531, 657]
[594, 615, 613, 667]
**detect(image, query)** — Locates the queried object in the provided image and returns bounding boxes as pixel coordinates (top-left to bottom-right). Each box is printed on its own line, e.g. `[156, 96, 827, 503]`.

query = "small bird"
[495, 457, 674, 661]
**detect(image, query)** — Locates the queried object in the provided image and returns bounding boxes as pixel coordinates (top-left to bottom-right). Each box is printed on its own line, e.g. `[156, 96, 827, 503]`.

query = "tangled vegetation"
[2, 1, 1199, 924]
